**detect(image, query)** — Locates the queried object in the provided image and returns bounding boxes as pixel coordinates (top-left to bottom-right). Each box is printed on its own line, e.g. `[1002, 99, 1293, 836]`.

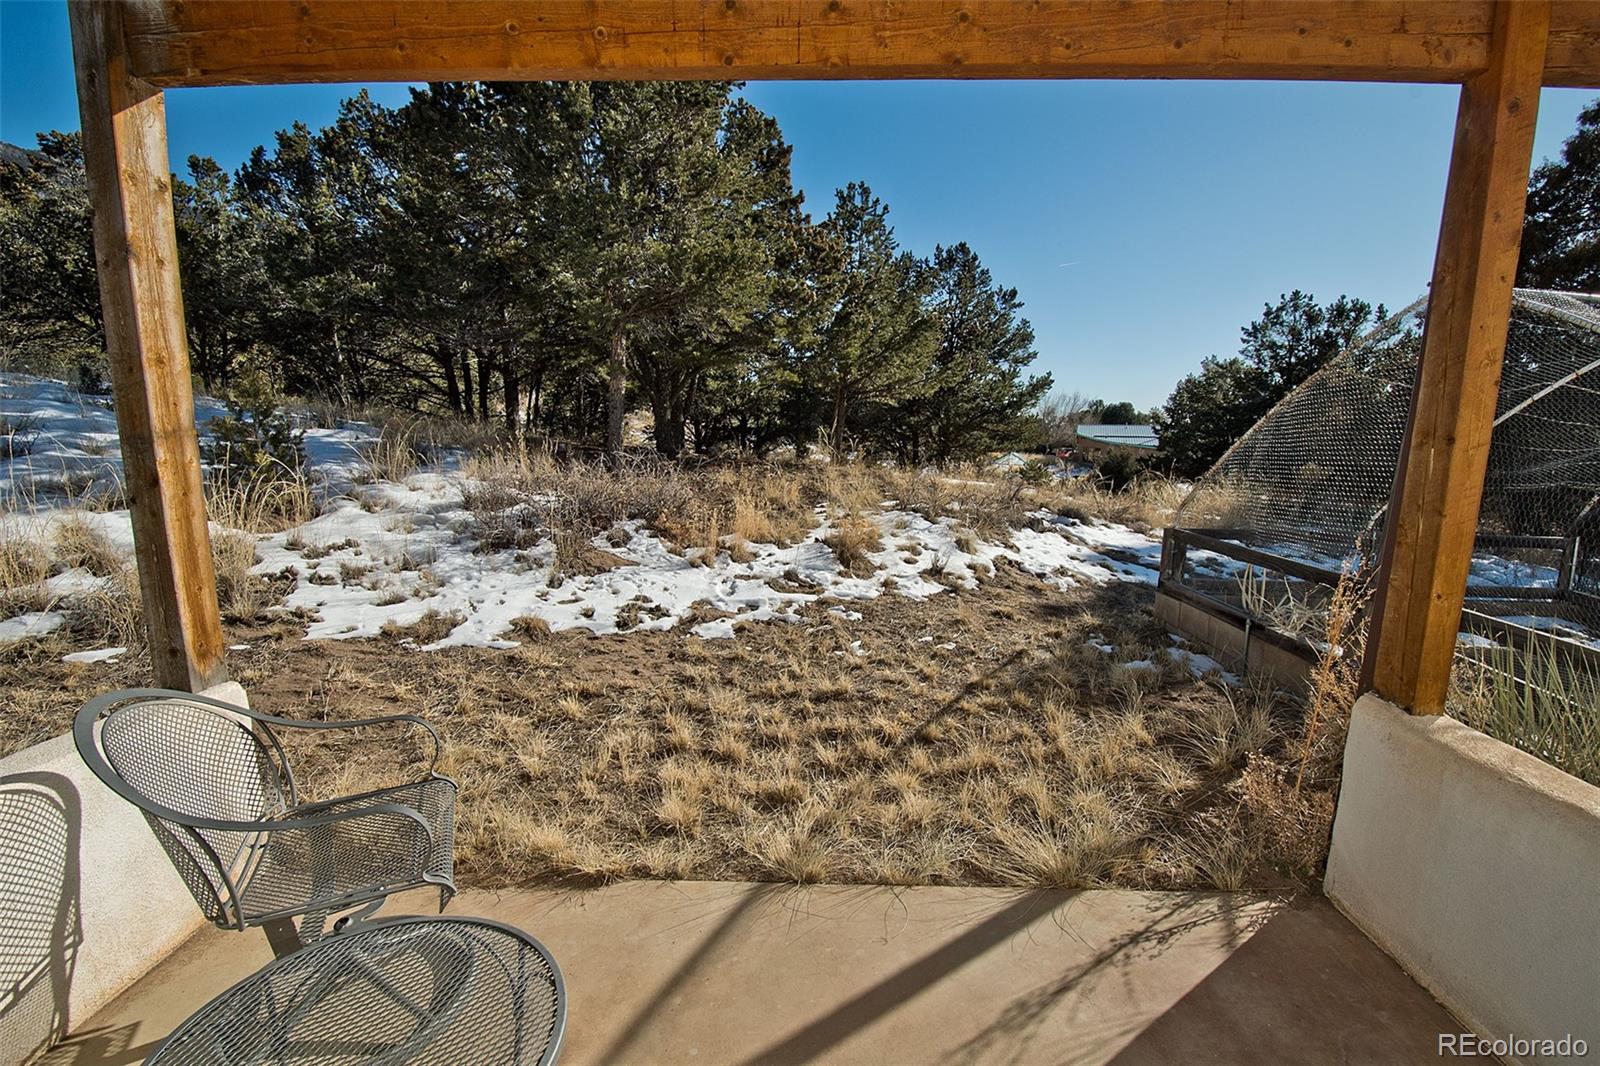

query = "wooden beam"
[69, 1, 228, 692]
[117, 0, 1600, 89]
[1364, 0, 1548, 715]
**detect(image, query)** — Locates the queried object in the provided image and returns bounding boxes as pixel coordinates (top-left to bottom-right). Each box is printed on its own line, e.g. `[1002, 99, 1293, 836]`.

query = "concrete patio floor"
[52, 882, 1459, 1065]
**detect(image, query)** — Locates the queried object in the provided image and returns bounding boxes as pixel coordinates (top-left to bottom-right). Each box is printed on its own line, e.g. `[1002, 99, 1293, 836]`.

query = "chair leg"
[262, 917, 304, 958]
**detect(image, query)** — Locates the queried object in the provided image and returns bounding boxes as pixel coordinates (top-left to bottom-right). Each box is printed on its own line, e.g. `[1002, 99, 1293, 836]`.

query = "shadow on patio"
[54, 880, 1458, 1065]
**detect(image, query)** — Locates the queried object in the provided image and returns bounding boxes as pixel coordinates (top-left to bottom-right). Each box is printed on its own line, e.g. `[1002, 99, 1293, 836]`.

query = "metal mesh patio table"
[149, 917, 566, 1065]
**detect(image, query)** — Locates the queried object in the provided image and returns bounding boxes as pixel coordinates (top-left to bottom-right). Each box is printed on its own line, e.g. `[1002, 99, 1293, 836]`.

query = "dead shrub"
[0, 533, 51, 612]
[50, 514, 122, 576]
[509, 614, 552, 641]
[212, 530, 268, 620]
[823, 512, 882, 576]
[380, 608, 465, 645]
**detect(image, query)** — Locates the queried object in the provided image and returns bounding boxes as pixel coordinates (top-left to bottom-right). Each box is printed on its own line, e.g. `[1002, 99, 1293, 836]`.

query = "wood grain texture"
[1365, 0, 1549, 715]
[69, 1, 228, 692]
[117, 0, 1600, 88]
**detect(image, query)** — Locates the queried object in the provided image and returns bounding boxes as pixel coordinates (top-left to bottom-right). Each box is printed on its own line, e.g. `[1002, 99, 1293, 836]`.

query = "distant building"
[989, 451, 1032, 471]
[1073, 423, 1161, 453]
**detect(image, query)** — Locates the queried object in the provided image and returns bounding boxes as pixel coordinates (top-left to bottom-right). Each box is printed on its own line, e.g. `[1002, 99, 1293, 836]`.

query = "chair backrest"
[76, 692, 290, 925]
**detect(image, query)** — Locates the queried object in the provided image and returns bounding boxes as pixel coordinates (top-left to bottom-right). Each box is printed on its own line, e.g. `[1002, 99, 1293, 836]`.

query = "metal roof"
[1075, 424, 1160, 449]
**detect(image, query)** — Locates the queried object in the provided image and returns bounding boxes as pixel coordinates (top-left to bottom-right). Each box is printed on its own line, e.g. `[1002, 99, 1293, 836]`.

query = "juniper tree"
[1518, 98, 1600, 292]
[0, 133, 105, 388]
[1156, 292, 1380, 477]
[875, 242, 1051, 463]
[629, 98, 805, 457]
[236, 98, 391, 407]
[173, 157, 264, 391]
[801, 182, 939, 455]
[554, 82, 729, 458]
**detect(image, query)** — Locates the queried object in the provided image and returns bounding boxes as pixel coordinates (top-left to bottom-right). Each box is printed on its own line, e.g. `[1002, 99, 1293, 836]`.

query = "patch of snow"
[0, 611, 67, 644]
[1487, 614, 1600, 650]
[1122, 645, 1240, 685]
[63, 646, 126, 664]
[4, 372, 1177, 654]
[1467, 555, 1559, 589]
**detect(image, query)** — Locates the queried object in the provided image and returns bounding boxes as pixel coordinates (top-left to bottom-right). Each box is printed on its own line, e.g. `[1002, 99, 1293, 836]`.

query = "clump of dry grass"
[357, 419, 426, 484]
[380, 608, 465, 645]
[50, 514, 122, 576]
[822, 512, 882, 576]
[71, 565, 145, 649]
[213, 530, 269, 621]
[1052, 475, 1185, 530]
[0, 532, 51, 614]
[206, 470, 318, 534]
[509, 614, 552, 641]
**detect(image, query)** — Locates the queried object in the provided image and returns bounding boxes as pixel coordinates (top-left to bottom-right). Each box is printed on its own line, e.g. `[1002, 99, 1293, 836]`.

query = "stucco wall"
[0, 682, 247, 1066]
[1325, 693, 1600, 1065]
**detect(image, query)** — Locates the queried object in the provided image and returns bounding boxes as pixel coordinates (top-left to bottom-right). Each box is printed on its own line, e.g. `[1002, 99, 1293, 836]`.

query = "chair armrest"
[290, 777, 456, 820]
[123, 796, 435, 846]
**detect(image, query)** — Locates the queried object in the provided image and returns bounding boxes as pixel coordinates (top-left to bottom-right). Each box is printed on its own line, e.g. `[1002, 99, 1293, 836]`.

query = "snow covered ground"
[2, 374, 1173, 654]
[9, 372, 1593, 665]
[0, 373, 378, 498]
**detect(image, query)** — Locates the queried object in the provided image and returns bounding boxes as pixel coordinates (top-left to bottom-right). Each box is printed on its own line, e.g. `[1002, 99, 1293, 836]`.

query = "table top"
[149, 916, 566, 1066]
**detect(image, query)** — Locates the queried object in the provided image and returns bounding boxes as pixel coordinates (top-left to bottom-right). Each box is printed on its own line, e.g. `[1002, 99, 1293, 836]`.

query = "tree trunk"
[830, 384, 848, 458]
[606, 327, 627, 462]
[459, 349, 475, 421]
[476, 349, 491, 421]
[644, 363, 687, 459]
[528, 366, 543, 432]
[502, 364, 520, 433]
[441, 348, 462, 416]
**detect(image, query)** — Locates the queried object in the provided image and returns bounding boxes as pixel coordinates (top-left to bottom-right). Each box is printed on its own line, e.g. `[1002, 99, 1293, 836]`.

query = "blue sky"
[3, 1, 1593, 409]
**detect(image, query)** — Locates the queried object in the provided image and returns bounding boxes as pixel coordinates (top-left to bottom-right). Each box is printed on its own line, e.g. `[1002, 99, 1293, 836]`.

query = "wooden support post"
[69, 1, 227, 691]
[1363, 1, 1549, 714]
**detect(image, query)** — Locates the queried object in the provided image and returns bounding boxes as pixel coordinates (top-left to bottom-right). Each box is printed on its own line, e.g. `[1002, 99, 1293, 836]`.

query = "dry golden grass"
[1050, 475, 1187, 531]
[123, 565, 1328, 892]
[380, 608, 466, 645]
[50, 514, 122, 576]
[3, 452, 1330, 892]
[455, 448, 1180, 571]
[0, 532, 51, 615]
[822, 511, 883, 576]
[69, 564, 145, 650]
[212, 530, 270, 621]
[206, 471, 319, 534]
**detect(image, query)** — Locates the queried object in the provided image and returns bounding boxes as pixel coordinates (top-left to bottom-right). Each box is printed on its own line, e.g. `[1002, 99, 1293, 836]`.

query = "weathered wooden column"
[68, 1, 227, 691]
[1364, 1, 1549, 714]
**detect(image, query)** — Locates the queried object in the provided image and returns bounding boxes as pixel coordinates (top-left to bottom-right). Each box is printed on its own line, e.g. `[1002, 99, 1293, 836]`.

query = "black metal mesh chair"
[74, 688, 457, 952]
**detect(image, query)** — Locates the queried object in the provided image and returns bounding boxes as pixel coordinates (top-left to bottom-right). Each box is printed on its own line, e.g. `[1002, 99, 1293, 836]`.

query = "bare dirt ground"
[2, 558, 1342, 893]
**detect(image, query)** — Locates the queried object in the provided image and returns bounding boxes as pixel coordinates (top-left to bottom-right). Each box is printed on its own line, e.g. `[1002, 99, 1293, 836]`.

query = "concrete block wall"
[0, 682, 247, 1066]
[1325, 694, 1600, 1065]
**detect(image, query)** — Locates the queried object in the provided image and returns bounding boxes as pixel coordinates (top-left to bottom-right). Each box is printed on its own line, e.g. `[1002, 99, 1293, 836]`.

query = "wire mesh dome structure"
[1165, 288, 1600, 669]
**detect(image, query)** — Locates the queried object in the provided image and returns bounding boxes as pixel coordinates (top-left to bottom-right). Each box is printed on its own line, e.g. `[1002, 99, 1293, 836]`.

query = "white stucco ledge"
[0, 681, 248, 1064]
[1325, 692, 1600, 1066]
